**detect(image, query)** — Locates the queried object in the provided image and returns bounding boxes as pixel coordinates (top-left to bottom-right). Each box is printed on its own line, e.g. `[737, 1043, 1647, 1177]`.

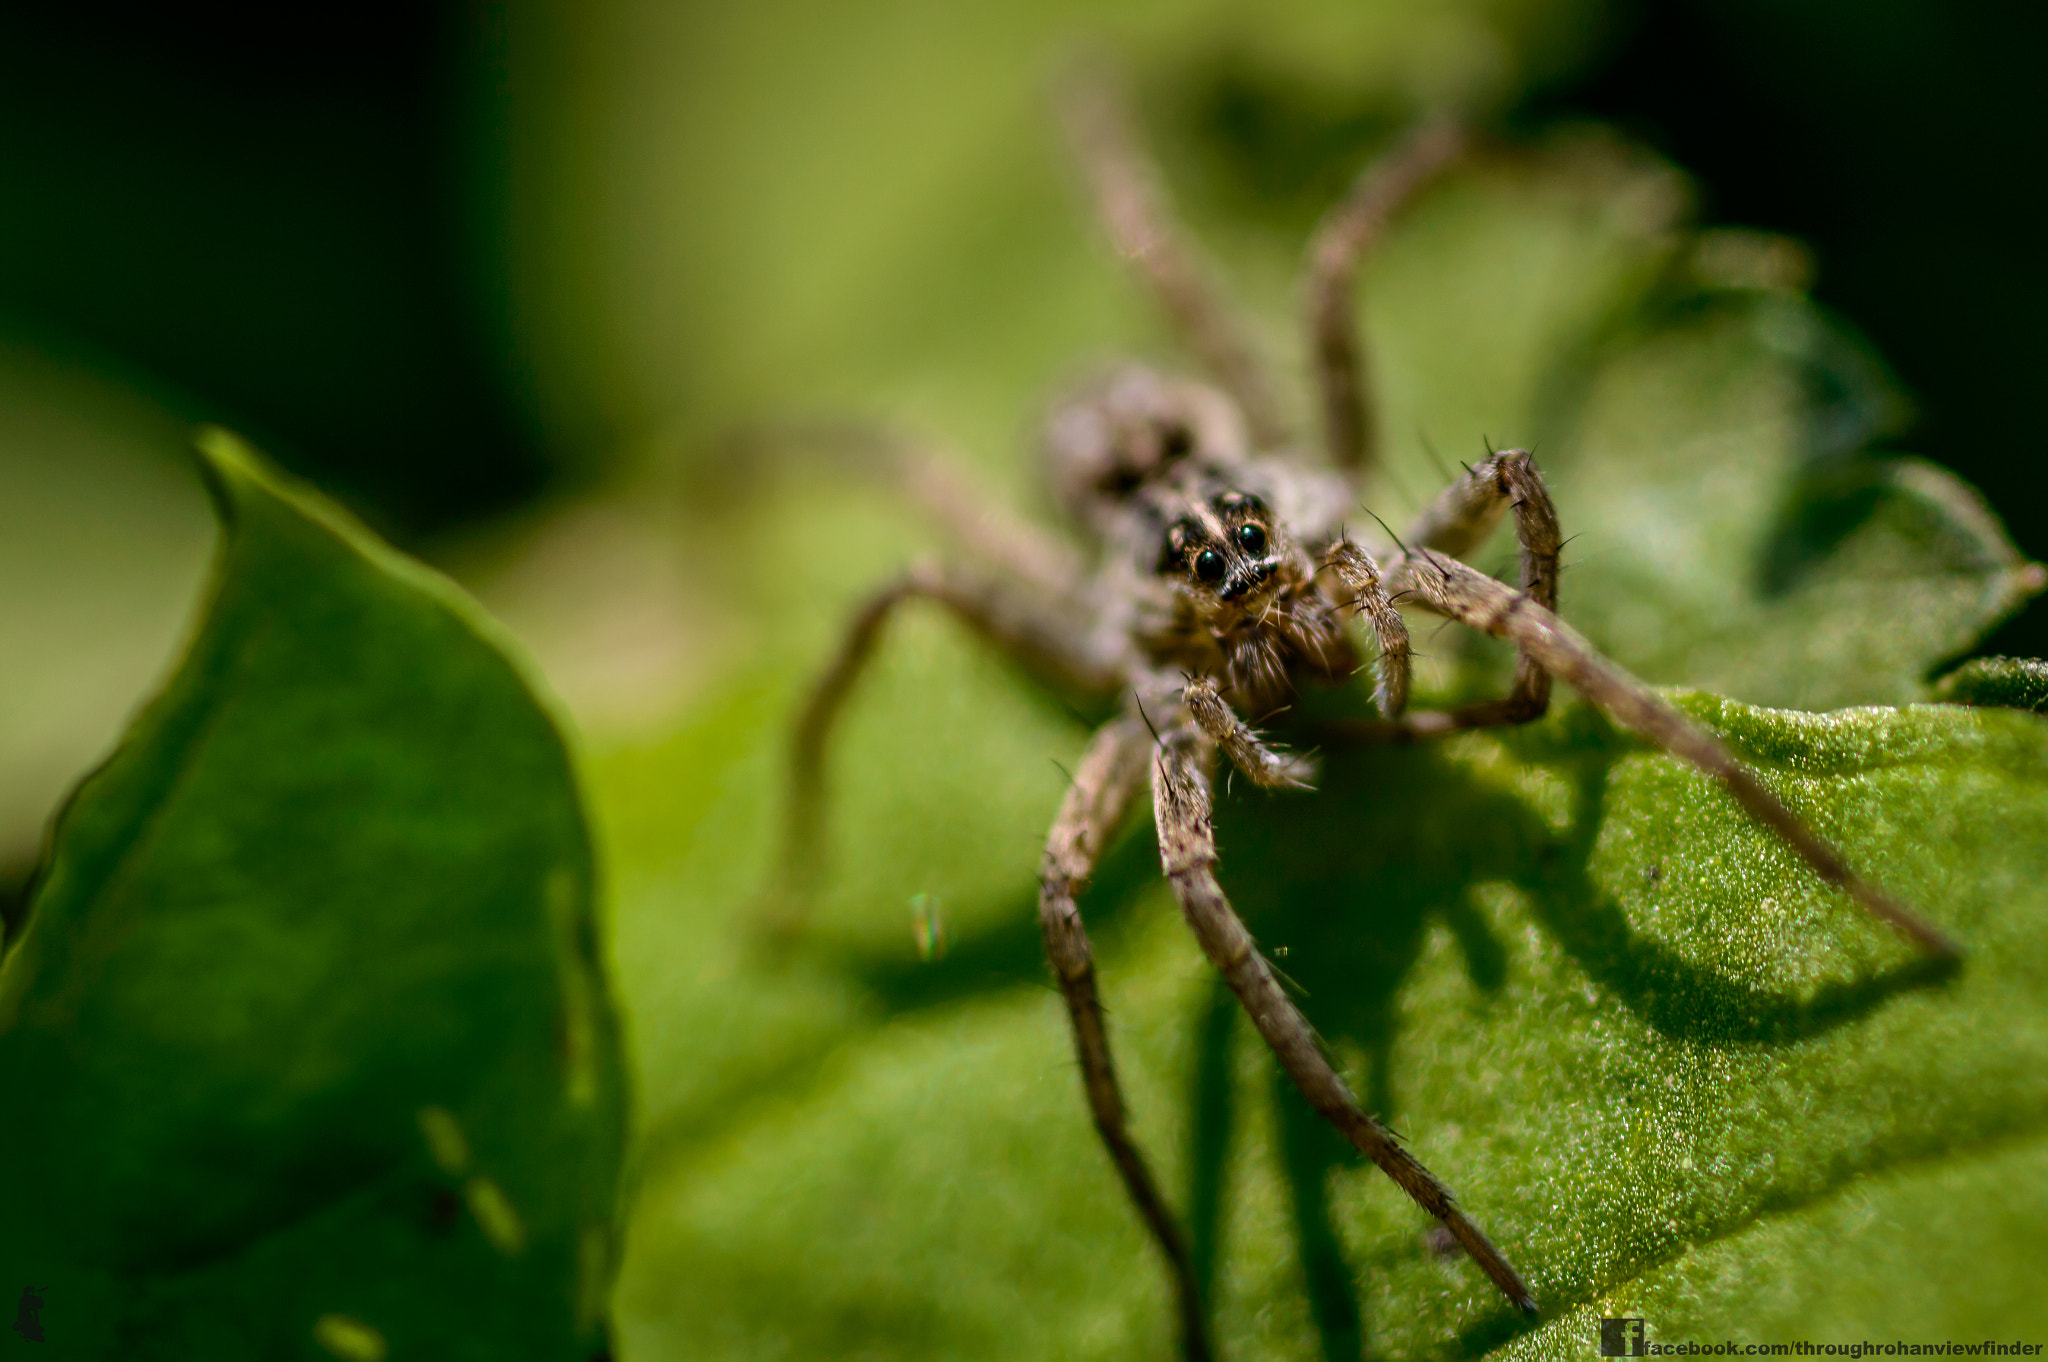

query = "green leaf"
[612, 696, 2048, 1360]
[1934, 656, 2048, 714]
[0, 434, 627, 1360]
[1533, 288, 2043, 709]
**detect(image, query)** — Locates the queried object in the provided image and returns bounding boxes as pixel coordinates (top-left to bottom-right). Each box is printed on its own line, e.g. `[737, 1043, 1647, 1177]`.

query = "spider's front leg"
[1039, 714, 1213, 1362]
[1391, 545, 1960, 958]
[1323, 449, 1560, 740]
[1150, 727, 1540, 1315]
[1182, 675, 1316, 789]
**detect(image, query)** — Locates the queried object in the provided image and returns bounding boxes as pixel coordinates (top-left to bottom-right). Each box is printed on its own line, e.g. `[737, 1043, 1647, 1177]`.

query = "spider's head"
[1155, 486, 1287, 614]
[1043, 365, 1248, 531]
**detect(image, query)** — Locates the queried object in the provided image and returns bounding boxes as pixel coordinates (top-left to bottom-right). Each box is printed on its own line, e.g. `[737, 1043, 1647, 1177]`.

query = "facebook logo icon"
[1600, 1318, 1647, 1356]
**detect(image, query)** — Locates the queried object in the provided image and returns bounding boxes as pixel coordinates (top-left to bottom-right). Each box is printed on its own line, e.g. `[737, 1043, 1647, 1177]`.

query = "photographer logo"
[1602, 1318, 1649, 1357]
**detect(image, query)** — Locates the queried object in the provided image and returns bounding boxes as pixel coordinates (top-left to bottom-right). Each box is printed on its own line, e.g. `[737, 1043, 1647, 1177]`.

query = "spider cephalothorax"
[1042, 365, 1249, 532]
[768, 80, 1961, 1362]
[1134, 467, 1356, 708]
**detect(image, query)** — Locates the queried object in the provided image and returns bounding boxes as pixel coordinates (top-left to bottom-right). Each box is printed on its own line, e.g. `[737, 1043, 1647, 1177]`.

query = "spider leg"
[1183, 675, 1316, 788]
[1150, 729, 1540, 1315]
[726, 421, 1087, 599]
[765, 559, 1119, 938]
[1323, 541, 1413, 718]
[1392, 545, 1960, 958]
[1058, 66, 1288, 449]
[1041, 713, 1213, 1362]
[1305, 119, 1468, 480]
[1324, 450, 1560, 740]
[888, 440, 1088, 600]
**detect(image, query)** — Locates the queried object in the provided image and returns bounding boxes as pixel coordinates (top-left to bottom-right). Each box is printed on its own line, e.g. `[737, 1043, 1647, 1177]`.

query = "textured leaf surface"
[0, 437, 627, 1359]
[1936, 656, 2048, 714]
[602, 677, 2048, 1361]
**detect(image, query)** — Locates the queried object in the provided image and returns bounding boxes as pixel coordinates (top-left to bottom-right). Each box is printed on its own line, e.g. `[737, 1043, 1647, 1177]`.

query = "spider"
[761, 74, 1956, 1362]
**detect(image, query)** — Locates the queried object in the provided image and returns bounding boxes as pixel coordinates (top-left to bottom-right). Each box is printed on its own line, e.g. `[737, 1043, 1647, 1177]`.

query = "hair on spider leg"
[1359, 504, 1412, 556]
[1263, 953, 1314, 1004]
[1134, 694, 1164, 748]
[1416, 613, 1459, 647]
[1052, 695, 1097, 730]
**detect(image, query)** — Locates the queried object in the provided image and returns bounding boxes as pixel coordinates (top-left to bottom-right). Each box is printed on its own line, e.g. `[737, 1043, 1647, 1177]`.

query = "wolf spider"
[763, 76, 1956, 1361]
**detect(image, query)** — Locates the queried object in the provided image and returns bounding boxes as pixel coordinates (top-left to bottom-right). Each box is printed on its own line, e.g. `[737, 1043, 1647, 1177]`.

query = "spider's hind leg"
[762, 559, 1117, 941]
[725, 422, 1087, 598]
[1304, 120, 1469, 481]
[1058, 66, 1287, 450]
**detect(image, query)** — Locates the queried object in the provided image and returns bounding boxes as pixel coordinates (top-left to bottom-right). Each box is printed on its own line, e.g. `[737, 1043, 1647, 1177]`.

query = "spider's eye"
[1193, 548, 1226, 582]
[1235, 523, 1267, 554]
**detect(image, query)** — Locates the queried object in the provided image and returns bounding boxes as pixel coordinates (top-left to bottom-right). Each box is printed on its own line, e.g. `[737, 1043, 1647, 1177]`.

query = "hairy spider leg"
[724, 421, 1088, 599]
[1380, 543, 1960, 958]
[1059, 66, 1289, 450]
[767, 560, 1220, 1355]
[1321, 449, 1562, 740]
[1182, 675, 1317, 788]
[1321, 539, 1413, 719]
[1304, 120, 1470, 478]
[1039, 715, 1213, 1362]
[766, 559, 1116, 939]
[1150, 727, 1540, 1313]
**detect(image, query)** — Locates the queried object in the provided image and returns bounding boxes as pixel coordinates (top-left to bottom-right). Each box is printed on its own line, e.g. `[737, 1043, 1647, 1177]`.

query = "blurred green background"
[7, 0, 2048, 1357]
[8, 0, 2048, 895]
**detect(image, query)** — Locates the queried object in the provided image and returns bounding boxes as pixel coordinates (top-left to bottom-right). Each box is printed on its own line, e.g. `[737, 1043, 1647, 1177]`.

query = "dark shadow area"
[0, 859, 34, 955]
[1755, 458, 1893, 601]
[1454, 1305, 1544, 1360]
[0, 3, 554, 535]
[1543, 0, 2048, 660]
[1186, 975, 1238, 1316]
[1523, 733, 1964, 1044]
[1275, 1074, 1369, 1362]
